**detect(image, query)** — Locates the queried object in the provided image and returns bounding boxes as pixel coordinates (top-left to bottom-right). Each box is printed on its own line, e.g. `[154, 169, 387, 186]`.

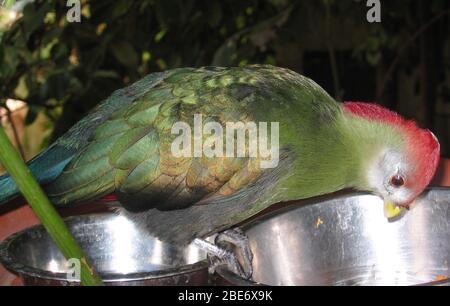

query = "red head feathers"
[343, 102, 440, 198]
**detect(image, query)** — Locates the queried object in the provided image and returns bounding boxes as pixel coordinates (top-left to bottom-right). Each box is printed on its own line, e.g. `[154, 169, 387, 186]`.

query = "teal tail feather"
[0, 145, 75, 205]
[0, 174, 19, 204]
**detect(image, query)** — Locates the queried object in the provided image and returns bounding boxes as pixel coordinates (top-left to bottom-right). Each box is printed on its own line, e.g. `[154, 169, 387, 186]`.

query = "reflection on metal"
[220, 188, 450, 286]
[0, 214, 208, 285]
[2, 188, 449, 286]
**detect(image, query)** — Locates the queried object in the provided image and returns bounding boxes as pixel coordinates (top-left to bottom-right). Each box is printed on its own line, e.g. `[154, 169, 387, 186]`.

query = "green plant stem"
[0, 126, 103, 286]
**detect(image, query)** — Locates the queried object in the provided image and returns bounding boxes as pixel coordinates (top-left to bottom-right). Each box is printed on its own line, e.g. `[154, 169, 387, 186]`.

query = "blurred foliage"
[0, 0, 298, 138]
[0, 0, 448, 150]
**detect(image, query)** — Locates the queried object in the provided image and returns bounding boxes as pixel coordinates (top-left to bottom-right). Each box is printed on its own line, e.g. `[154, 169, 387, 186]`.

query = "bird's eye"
[390, 174, 405, 188]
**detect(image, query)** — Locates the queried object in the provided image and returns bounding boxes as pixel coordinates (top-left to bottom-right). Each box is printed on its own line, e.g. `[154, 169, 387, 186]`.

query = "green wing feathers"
[44, 65, 340, 213]
[46, 67, 276, 210]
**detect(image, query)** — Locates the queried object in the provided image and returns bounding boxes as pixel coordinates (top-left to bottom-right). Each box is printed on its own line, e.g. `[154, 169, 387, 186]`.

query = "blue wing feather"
[0, 70, 170, 206]
[0, 145, 75, 205]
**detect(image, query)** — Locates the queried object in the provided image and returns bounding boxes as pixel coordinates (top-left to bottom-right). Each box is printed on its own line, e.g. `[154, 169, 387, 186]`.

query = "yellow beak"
[383, 199, 403, 219]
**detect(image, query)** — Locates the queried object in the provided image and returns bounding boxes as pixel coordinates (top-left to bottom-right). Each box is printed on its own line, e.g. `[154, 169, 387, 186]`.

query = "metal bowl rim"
[216, 268, 450, 286]
[240, 187, 450, 231]
[227, 187, 450, 286]
[0, 214, 209, 282]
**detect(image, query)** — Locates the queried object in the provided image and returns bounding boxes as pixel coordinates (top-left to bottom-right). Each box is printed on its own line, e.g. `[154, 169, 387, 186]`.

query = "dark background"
[0, 0, 449, 157]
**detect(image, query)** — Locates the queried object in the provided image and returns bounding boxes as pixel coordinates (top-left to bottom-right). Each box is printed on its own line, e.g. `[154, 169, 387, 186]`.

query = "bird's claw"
[214, 229, 253, 279]
[207, 248, 248, 279]
[193, 229, 254, 280]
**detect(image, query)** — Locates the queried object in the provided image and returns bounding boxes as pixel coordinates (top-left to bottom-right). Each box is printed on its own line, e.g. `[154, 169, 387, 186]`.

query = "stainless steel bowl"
[219, 188, 450, 286]
[0, 214, 208, 285]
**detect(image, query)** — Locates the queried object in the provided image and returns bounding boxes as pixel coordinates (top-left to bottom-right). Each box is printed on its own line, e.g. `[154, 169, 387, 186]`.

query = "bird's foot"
[193, 229, 253, 280]
[215, 228, 254, 279]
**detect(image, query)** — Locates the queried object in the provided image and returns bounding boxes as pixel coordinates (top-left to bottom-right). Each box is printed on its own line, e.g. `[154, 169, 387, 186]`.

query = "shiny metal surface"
[0, 214, 208, 285]
[224, 188, 450, 285]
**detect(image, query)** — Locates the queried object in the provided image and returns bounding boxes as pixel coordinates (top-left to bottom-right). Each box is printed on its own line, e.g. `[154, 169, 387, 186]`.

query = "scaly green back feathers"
[3, 65, 402, 243]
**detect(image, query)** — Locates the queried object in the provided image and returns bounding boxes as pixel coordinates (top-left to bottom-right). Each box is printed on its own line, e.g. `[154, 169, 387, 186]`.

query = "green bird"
[0, 65, 440, 273]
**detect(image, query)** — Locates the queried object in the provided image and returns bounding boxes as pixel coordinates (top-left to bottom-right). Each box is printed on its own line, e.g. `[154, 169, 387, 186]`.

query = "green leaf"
[110, 40, 138, 68]
[212, 39, 237, 66]
[207, 2, 222, 27]
[366, 51, 381, 66]
[0, 46, 19, 79]
[236, 15, 246, 30]
[14, 75, 29, 99]
[112, 0, 134, 19]
[154, 29, 167, 43]
[22, 2, 50, 40]
[93, 70, 120, 79]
